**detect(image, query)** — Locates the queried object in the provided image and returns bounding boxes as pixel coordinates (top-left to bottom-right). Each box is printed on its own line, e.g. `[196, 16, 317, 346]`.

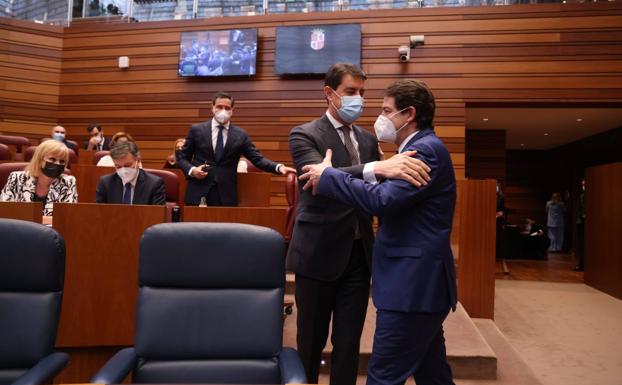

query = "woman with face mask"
[0, 140, 78, 216]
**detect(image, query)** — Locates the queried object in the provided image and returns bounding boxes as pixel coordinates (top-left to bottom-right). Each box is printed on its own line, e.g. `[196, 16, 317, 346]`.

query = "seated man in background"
[84, 122, 111, 151]
[50, 125, 78, 151]
[1, 140, 77, 216]
[521, 218, 550, 259]
[95, 141, 165, 205]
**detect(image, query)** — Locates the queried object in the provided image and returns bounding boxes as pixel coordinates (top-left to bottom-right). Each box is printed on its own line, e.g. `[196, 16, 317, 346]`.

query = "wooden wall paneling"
[457, 179, 497, 319]
[0, 18, 62, 138]
[465, 129, 506, 184]
[584, 162, 622, 300]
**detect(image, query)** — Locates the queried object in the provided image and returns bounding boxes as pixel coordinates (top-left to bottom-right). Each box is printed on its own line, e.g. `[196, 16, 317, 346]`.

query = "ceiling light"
[482, 118, 489, 122]
[544, 133, 549, 136]
[520, 143, 525, 147]
[576, 118, 583, 122]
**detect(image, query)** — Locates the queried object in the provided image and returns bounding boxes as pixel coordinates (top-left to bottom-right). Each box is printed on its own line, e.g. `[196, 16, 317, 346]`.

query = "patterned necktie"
[122, 183, 132, 204]
[340, 126, 360, 165]
[215, 125, 225, 162]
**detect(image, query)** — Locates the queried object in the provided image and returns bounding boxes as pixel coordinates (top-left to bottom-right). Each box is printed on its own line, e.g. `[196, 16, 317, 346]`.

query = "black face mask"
[42, 161, 65, 178]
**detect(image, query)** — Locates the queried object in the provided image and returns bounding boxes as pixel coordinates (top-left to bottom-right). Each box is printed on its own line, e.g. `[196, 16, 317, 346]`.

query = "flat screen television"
[274, 24, 361, 75]
[178, 29, 257, 77]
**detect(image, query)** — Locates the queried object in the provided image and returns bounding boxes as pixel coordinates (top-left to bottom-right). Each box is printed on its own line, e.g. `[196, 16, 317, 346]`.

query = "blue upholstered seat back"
[133, 222, 286, 383]
[0, 219, 65, 385]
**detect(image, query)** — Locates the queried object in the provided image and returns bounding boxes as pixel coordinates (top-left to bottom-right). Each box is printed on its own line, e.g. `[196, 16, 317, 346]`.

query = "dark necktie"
[122, 183, 132, 204]
[340, 126, 360, 165]
[215, 125, 225, 162]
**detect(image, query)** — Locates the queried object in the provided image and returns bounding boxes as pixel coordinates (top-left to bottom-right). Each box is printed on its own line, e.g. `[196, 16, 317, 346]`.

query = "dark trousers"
[367, 309, 454, 385]
[205, 183, 222, 206]
[576, 222, 585, 269]
[295, 240, 370, 385]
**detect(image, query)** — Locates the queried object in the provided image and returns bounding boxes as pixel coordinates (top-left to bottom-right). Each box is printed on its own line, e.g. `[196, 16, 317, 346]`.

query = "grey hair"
[110, 140, 140, 160]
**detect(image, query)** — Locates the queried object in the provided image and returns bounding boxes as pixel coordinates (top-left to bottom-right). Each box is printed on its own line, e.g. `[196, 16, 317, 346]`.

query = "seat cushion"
[134, 358, 280, 384]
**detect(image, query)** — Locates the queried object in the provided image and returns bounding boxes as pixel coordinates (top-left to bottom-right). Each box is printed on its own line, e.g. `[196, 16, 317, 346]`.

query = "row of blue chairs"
[0, 219, 306, 385]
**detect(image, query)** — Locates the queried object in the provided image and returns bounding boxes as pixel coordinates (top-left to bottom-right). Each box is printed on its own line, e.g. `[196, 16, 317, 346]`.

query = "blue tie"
[215, 125, 224, 162]
[122, 182, 132, 204]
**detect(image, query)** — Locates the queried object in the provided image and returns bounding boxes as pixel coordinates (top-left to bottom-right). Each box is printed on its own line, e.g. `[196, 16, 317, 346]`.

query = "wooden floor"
[495, 252, 584, 283]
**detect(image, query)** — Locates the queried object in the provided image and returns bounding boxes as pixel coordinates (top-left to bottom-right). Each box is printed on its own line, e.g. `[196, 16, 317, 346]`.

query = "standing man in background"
[299, 79, 457, 385]
[288, 64, 432, 385]
[177, 91, 295, 206]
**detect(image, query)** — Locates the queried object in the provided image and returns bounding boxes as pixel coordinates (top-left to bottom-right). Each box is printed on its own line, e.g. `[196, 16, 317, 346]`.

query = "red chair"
[284, 171, 299, 242]
[0, 135, 31, 161]
[24, 146, 78, 168]
[0, 162, 29, 190]
[144, 169, 180, 205]
[92, 151, 110, 165]
[243, 158, 262, 172]
[0, 144, 10, 161]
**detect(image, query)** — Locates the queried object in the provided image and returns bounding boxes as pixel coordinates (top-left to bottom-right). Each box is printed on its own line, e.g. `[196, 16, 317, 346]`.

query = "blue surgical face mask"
[52, 132, 65, 141]
[330, 89, 364, 124]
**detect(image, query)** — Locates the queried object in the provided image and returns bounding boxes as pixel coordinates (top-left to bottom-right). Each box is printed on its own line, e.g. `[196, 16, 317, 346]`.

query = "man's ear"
[408, 107, 417, 125]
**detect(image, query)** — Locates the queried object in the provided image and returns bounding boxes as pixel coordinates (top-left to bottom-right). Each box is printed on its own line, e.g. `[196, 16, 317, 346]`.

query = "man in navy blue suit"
[177, 91, 295, 205]
[300, 79, 457, 385]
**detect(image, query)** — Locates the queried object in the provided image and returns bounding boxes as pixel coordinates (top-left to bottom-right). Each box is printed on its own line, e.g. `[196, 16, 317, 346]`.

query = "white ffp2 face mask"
[214, 110, 231, 124]
[116, 166, 138, 184]
[373, 108, 409, 143]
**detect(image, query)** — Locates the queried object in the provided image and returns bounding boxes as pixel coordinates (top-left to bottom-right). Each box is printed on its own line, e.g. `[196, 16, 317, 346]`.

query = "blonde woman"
[0, 140, 77, 216]
[97, 132, 137, 167]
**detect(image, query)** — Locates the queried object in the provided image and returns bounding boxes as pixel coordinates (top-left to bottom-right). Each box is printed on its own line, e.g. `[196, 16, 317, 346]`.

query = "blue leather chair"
[91, 222, 307, 384]
[0, 219, 69, 385]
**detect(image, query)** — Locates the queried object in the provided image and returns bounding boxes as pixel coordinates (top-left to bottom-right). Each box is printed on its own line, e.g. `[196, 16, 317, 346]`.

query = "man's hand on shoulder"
[374, 150, 431, 187]
[299, 149, 333, 195]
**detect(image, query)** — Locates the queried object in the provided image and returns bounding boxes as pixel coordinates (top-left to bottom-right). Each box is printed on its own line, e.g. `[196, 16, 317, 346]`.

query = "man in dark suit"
[50, 125, 78, 152]
[83, 122, 111, 151]
[95, 141, 165, 205]
[300, 79, 457, 385]
[288, 64, 433, 385]
[177, 91, 295, 206]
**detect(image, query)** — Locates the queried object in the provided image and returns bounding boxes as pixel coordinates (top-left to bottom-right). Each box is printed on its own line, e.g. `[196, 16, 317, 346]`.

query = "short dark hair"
[110, 140, 140, 160]
[324, 63, 367, 91]
[385, 79, 436, 130]
[87, 122, 102, 133]
[211, 91, 234, 107]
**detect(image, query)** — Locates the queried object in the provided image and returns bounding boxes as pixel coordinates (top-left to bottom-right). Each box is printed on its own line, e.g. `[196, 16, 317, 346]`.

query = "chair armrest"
[279, 347, 307, 384]
[90, 347, 137, 384]
[12, 352, 69, 385]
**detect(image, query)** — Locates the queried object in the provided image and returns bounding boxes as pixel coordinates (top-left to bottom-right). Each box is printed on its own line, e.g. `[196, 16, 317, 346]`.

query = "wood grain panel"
[457, 179, 497, 319]
[465, 129, 506, 184]
[584, 162, 622, 300]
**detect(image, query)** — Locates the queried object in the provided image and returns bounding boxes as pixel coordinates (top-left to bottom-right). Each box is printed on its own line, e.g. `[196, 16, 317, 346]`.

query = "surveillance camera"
[409, 35, 425, 48]
[398, 45, 410, 62]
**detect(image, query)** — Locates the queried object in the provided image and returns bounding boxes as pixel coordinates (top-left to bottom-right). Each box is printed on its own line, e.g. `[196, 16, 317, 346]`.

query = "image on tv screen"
[178, 29, 257, 77]
[275, 24, 361, 75]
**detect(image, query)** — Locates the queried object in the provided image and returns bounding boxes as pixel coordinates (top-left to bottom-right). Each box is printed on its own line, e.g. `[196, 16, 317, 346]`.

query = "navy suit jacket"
[95, 169, 166, 205]
[82, 137, 110, 151]
[317, 129, 457, 313]
[177, 119, 280, 205]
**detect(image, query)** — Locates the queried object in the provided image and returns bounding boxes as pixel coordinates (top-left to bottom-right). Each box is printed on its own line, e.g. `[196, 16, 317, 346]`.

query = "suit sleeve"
[95, 177, 107, 203]
[241, 133, 279, 174]
[177, 125, 197, 176]
[151, 177, 166, 205]
[317, 143, 440, 216]
[289, 126, 366, 177]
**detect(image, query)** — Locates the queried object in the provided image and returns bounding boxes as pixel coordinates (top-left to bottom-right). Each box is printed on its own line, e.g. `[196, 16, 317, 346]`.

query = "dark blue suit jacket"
[177, 119, 280, 206]
[317, 129, 457, 313]
[95, 169, 166, 205]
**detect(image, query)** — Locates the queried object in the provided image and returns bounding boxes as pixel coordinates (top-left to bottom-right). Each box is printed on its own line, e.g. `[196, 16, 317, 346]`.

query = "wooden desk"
[170, 169, 272, 207]
[53, 203, 169, 347]
[78, 150, 95, 165]
[183, 206, 287, 236]
[71, 164, 115, 203]
[0, 201, 43, 222]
